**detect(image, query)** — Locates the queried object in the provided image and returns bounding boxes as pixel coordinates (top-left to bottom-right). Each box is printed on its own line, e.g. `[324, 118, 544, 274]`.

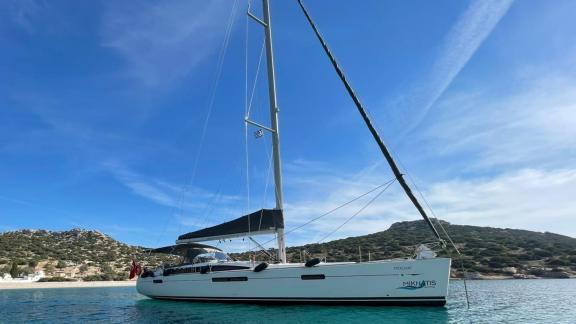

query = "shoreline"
[2, 277, 572, 290]
[0, 281, 136, 290]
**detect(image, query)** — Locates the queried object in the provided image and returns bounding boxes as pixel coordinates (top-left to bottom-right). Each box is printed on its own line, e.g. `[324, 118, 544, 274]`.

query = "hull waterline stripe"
[149, 296, 446, 306]
[151, 296, 444, 300]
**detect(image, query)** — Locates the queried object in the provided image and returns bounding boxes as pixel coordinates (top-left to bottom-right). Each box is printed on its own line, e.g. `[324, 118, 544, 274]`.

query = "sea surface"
[1, 279, 574, 323]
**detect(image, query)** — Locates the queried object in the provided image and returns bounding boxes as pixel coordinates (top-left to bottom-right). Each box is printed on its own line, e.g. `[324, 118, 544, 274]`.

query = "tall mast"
[297, 0, 443, 242]
[262, 0, 286, 263]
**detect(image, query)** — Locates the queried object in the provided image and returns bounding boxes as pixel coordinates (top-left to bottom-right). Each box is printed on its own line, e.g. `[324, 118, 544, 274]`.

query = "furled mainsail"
[176, 209, 284, 243]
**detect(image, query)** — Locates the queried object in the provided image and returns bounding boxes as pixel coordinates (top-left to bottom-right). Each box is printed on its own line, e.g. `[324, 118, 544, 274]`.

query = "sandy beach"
[0, 281, 136, 290]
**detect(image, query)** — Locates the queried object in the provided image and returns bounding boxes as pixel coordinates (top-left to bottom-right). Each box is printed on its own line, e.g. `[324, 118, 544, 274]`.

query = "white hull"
[137, 258, 451, 306]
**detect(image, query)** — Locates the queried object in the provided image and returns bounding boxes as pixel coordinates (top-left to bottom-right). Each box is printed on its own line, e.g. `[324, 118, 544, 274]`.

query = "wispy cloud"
[388, 0, 514, 134]
[421, 67, 576, 171]
[1, 89, 188, 175]
[104, 161, 178, 207]
[100, 0, 235, 87]
[102, 160, 243, 228]
[1, 0, 44, 33]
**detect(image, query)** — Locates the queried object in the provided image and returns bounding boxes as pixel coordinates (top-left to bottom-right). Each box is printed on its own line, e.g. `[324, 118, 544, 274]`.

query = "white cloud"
[426, 168, 576, 237]
[423, 71, 576, 170]
[279, 163, 576, 247]
[388, 0, 514, 134]
[101, 0, 236, 87]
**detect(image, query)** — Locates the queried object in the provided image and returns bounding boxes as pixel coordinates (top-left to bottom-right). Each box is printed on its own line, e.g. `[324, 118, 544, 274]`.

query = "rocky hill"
[238, 220, 576, 279]
[0, 229, 174, 281]
[1, 221, 575, 280]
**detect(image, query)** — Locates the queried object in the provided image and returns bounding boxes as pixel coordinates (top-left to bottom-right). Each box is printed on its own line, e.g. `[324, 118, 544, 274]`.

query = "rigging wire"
[359, 118, 470, 306]
[185, 0, 239, 225]
[381, 138, 470, 308]
[258, 149, 274, 231]
[249, 178, 397, 251]
[407, 175, 471, 309]
[179, 0, 240, 225]
[196, 186, 223, 229]
[287, 178, 396, 238]
[244, 8, 251, 248]
[244, 0, 266, 252]
[253, 93, 274, 232]
[246, 42, 266, 119]
[317, 179, 396, 243]
[245, 0, 251, 123]
[150, 0, 240, 251]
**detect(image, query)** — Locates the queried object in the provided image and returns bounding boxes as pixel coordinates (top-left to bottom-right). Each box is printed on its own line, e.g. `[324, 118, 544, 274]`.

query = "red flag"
[129, 260, 137, 279]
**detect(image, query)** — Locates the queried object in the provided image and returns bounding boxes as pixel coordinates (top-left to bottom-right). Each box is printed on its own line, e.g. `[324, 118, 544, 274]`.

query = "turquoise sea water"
[1, 279, 575, 323]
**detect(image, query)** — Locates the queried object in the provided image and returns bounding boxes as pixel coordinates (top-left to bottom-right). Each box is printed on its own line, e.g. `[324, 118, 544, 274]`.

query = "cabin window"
[301, 274, 325, 280]
[212, 277, 248, 282]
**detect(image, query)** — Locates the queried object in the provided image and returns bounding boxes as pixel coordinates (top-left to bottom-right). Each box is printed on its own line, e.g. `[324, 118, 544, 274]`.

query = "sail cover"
[176, 209, 284, 243]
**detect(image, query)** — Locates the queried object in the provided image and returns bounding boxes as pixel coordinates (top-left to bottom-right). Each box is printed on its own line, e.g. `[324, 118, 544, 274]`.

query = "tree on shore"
[10, 262, 19, 278]
[45, 263, 55, 275]
[56, 260, 66, 269]
[100, 263, 113, 274]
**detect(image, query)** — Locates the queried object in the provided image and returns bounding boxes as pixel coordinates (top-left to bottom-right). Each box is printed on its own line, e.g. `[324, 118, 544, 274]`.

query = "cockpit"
[146, 243, 250, 277]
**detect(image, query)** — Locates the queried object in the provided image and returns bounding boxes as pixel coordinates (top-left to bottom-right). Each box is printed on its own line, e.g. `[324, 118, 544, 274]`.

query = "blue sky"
[1, 0, 575, 250]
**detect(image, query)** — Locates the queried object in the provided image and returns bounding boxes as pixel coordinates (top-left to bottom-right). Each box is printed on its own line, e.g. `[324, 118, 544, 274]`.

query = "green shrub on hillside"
[38, 277, 76, 282]
[83, 272, 127, 281]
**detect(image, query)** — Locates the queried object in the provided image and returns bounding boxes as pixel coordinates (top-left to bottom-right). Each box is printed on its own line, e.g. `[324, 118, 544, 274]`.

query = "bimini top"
[176, 209, 284, 244]
[148, 243, 223, 265]
[149, 243, 222, 255]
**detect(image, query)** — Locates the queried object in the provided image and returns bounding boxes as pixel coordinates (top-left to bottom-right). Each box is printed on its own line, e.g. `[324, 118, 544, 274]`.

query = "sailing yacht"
[136, 0, 452, 306]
